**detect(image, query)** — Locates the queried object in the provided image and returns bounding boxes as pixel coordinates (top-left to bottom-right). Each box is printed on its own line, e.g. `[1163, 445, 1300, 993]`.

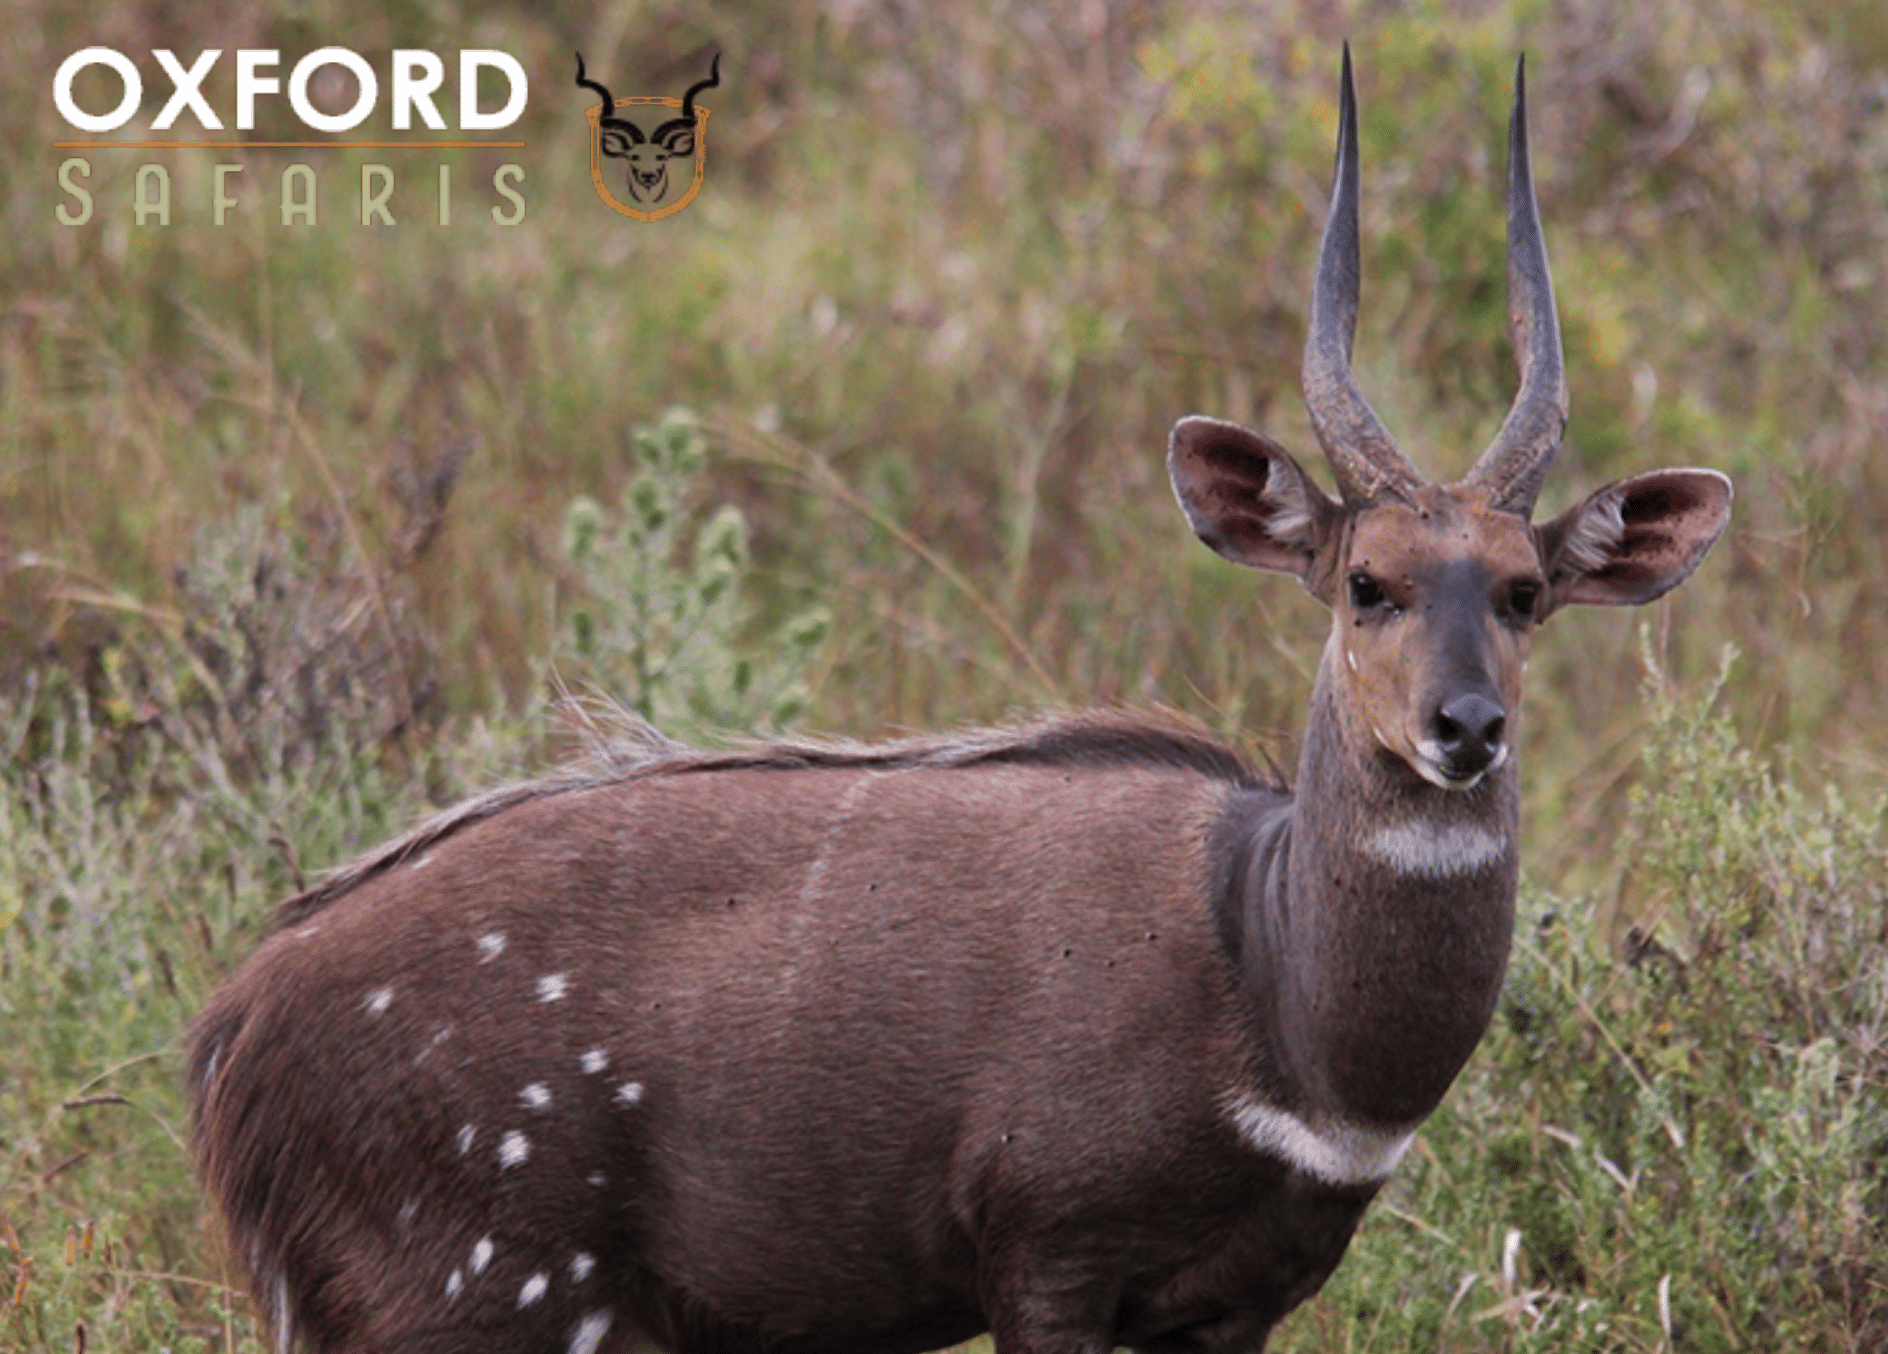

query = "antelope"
[576, 53, 720, 205]
[190, 50, 1730, 1354]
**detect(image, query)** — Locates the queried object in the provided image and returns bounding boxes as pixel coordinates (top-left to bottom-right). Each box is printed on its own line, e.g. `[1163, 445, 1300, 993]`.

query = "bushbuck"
[190, 49, 1731, 1354]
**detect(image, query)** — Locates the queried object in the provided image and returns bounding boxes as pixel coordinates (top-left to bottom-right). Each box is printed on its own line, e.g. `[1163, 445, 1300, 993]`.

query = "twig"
[1375, 1201, 1457, 1248]
[40, 1152, 88, 1184]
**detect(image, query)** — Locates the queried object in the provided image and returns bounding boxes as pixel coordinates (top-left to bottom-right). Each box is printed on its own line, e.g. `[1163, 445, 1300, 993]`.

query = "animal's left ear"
[1535, 468, 1733, 610]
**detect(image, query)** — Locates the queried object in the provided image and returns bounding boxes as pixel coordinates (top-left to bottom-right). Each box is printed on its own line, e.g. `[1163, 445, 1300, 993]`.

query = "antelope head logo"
[576, 53, 721, 207]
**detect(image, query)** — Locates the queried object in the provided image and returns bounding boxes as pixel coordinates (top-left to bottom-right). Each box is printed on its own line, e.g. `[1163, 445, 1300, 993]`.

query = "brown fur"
[194, 711, 1343, 1354]
[1334, 484, 1544, 775]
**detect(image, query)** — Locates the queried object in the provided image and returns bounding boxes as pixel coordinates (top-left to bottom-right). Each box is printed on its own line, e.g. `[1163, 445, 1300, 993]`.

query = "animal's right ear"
[1168, 416, 1342, 589]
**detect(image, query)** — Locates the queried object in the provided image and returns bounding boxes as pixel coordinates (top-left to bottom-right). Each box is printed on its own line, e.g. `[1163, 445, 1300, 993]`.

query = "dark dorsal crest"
[1305, 45, 1565, 516]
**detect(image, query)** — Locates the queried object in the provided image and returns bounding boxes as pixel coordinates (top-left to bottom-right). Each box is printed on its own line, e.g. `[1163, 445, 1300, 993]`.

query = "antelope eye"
[1348, 571, 1389, 611]
[1508, 580, 1543, 620]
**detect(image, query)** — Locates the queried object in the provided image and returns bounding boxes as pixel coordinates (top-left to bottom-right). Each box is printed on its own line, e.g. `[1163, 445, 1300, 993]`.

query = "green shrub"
[558, 409, 829, 739]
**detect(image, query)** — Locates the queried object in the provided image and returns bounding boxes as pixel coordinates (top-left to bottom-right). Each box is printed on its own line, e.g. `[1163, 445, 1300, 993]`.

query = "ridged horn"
[1464, 55, 1567, 516]
[1302, 43, 1427, 507]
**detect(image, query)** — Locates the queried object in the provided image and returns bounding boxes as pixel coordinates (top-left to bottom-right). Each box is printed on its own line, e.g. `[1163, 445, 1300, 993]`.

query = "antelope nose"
[1433, 693, 1506, 778]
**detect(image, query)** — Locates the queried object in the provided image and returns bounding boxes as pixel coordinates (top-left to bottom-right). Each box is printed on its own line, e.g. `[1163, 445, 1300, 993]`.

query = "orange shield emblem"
[576, 54, 719, 223]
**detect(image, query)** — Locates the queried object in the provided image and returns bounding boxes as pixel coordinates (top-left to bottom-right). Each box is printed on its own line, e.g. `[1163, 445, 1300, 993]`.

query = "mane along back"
[275, 708, 1277, 926]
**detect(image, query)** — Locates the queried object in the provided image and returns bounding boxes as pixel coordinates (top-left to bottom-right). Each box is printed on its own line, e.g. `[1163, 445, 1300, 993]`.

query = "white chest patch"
[1360, 820, 1507, 879]
[1224, 1093, 1417, 1187]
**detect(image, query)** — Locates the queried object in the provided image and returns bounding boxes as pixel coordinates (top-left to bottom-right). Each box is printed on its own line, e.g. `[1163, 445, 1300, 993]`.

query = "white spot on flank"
[477, 932, 507, 962]
[580, 1048, 609, 1074]
[571, 1252, 596, 1283]
[412, 853, 434, 869]
[1224, 1093, 1417, 1187]
[469, 1236, 494, 1274]
[294, 924, 321, 939]
[615, 1081, 645, 1107]
[520, 1083, 551, 1110]
[1361, 820, 1508, 879]
[499, 1130, 531, 1168]
[457, 1123, 477, 1155]
[586, 1171, 607, 1187]
[570, 1310, 614, 1354]
[537, 972, 568, 1002]
[364, 986, 393, 1016]
[519, 1272, 549, 1307]
[416, 1024, 454, 1065]
[397, 1198, 418, 1225]
[445, 1268, 464, 1299]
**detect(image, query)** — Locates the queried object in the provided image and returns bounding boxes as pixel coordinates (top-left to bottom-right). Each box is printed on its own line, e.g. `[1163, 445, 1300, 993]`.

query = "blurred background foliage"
[1, 0, 1885, 1348]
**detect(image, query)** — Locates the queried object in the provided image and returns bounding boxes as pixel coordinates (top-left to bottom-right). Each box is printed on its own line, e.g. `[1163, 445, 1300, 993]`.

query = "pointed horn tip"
[1510, 55, 1532, 137]
[1332, 44, 1358, 174]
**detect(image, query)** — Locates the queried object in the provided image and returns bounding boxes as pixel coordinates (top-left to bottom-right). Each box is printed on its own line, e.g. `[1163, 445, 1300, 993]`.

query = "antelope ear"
[653, 123, 698, 155]
[1536, 468, 1732, 609]
[1167, 416, 1342, 589]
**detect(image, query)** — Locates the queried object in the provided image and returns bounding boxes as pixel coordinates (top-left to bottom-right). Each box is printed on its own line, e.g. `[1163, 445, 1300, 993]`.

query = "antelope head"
[1169, 49, 1731, 794]
[576, 53, 720, 204]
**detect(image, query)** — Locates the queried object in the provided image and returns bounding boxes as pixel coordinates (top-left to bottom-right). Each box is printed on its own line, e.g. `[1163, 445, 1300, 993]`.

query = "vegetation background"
[2, 0, 1884, 1348]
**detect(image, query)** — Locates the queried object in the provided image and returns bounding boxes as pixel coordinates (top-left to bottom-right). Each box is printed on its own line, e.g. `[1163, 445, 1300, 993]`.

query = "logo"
[575, 52, 720, 222]
[50, 47, 531, 230]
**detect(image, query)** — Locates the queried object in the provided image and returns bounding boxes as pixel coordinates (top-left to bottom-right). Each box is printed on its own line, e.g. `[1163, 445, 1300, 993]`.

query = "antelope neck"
[1228, 645, 1520, 1137]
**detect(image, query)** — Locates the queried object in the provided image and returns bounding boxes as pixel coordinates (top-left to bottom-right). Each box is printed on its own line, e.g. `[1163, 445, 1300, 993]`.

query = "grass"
[3, 0, 1887, 1347]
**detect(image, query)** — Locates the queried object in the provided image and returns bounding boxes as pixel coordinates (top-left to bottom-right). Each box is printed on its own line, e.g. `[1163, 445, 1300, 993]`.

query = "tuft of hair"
[1558, 487, 1626, 576]
[1257, 459, 1317, 552]
[274, 703, 1274, 925]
